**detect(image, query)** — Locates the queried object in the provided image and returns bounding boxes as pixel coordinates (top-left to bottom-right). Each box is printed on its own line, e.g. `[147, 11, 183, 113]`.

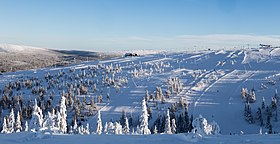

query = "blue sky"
[0, 0, 280, 51]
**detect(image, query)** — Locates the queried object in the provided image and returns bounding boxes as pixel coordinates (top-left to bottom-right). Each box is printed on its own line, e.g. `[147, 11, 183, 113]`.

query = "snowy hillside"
[0, 44, 55, 54]
[1, 47, 280, 143]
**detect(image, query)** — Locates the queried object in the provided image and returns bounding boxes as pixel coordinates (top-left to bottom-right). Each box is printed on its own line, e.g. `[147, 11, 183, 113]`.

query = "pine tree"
[1, 117, 8, 134]
[29, 99, 43, 132]
[139, 98, 151, 135]
[24, 121, 28, 132]
[123, 117, 130, 134]
[59, 96, 67, 134]
[108, 122, 115, 134]
[96, 110, 103, 134]
[171, 118, 176, 134]
[129, 112, 133, 127]
[257, 107, 263, 126]
[184, 110, 190, 132]
[115, 122, 123, 135]
[43, 111, 56, 131]
[271, 97, 277, 111]
[84, 123, 90, 134]
[15, 111, 22, 132]
[120, 110, 126, 127]
[153, 125, 158, 134]
[72, 117, 78, 134]
[165, 110, 172, 134]
[148, 107, 152, 120]
[104, 122, 108, 134]
[8, 109, 15, 133]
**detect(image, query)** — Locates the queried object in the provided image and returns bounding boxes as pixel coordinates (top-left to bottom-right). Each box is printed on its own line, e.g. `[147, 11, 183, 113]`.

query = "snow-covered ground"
[0, 132, 280, 144]
[1, 47, 280, 143]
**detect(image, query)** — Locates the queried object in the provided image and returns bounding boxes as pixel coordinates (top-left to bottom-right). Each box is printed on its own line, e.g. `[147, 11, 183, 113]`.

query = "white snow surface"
[1, 47, 280, 143]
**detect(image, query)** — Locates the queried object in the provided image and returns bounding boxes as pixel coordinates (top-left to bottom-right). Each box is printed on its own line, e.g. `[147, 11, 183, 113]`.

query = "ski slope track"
[1, 47, 280, 143]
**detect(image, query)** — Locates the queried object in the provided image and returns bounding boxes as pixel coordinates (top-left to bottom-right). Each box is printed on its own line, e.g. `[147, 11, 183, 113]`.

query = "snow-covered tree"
[72, 118, 78, 134]
[59, 96, 67, 134]
[165, 110, 172, 134]
[108, 122, 115, 134]
[139, 98, 151, 135]
[153, 125, 158, 134]
[115, 122, 123, 135]
[29, 99, 44, 132]
[96, 110, 103, 134]
[24, 121, 28, 132]
[171, 118, 176, 134]
[192, 114, 220, 135]
[15, 111, 22, 132]
[123, 117, 130, 134]
[8, 109, 15, 133]
[1, 117, 8, 134]
[43, 111, 57, 132]
[104, 122, 108, 134]
[84, 123, 90, 134]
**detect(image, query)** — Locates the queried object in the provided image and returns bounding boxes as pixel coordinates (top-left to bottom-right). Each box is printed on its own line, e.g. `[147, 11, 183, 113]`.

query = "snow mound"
[192, 115, 221, 135]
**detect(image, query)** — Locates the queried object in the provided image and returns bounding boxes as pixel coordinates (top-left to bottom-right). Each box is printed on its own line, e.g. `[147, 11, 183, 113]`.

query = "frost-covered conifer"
[1, 117, 8, 134]
[8, 109, 15, 133]
[29, 99, 43, 132]
[15, 111, 22, 132]
[73, 118, 78, 134]
[139, 98, 151, 135]
[171, 119, 176, 134]
[123, 117, 130, 134]
[153, 125, 158, 134]
[59, 96, 67, 134]
[115, 122, 123, 135]
[96, 110, 103, 134]
[165, 110, 172, 134]
[104, 122, 108, 134]
[24, 121, 28, 132]
[84, 123, 90, 134]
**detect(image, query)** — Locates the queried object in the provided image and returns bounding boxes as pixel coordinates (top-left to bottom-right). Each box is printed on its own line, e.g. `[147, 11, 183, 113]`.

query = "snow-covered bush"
[192, 115, 220, 135]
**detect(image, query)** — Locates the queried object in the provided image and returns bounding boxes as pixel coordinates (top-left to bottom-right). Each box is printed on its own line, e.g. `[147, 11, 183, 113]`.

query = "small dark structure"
[124, 53, 138, 57]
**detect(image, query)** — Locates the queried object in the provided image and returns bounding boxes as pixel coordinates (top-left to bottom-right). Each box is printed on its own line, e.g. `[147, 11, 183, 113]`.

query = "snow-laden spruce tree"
[43, 111, 57, 133]
[103, 122, 108, 134]
[171, 119, 176, 134]
[107, 122, 115, 134]
[123, 117, 130, 134]
[139, 98, 151, 135]
[96, 110, 103, 134]
[165, 109, 172, 134]
[84, 123, 90, 135]
[15, 111, 22, 132]
[59, 96, 67, 134]
[1, 117, 8, 134]
[8, 109, 15, 133]
[24, 121, 28, 132]
[192, 114, 221, 135]
[115, 122, 123, 135]
[72, 118, 78, 134]
[29, 99, 44, 132]
[153, 125, 158, 134]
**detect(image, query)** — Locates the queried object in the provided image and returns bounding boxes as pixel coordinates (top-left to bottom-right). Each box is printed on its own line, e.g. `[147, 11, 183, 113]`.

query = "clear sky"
[0, 0, 280, 51]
